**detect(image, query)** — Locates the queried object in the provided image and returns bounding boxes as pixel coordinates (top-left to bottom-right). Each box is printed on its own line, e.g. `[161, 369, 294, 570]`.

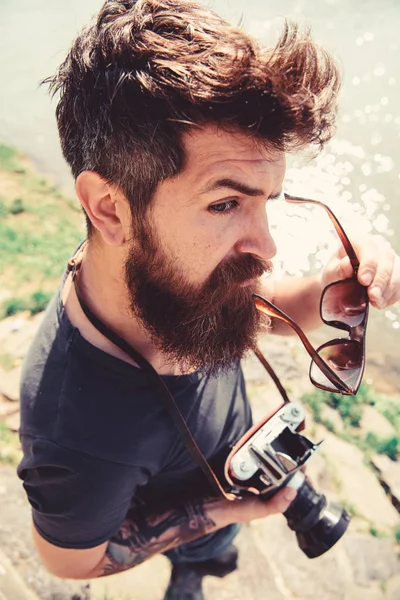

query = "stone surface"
[371, 454, 400, 509]
[0, 366, 21, 402]
[0, 548, 39, 600]
[5, 410, 20, 432]
[343, 534, 400, 586]
[1, 461, 400, 600]
[317, 430, 400, 529]
[360, 405, 396, 438]
[386, 573, 400, 600]
[203, 525, 285, 600]
[92, 526, 286, 600]
[252, 514, 348, 600]
[0, 467, 91, 600]
[0, 313, 400, 599]
[0, 312, 44, 402]
[91, 555, 170, 600]
[0, 313, 44, 360]
[0, 395, 19, 418]
[320, 404, 345, 433]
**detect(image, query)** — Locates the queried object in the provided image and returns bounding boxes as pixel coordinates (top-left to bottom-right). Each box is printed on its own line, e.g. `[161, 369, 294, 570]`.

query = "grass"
[0, 143, 85, 318]
[301, 382, 400, 461]
[395, 524, 400, 545]
[368, 524, 388, 539]
[0, 352, 15, 371]
[0, 144, 81, 468]
[301, 384, 400, 543]
[341, 500, 358, 518]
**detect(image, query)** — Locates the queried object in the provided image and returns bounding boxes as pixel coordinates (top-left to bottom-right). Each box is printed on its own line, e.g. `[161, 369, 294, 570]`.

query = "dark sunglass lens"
[310, 341, 363, 392]
[321, 279, 368, 328]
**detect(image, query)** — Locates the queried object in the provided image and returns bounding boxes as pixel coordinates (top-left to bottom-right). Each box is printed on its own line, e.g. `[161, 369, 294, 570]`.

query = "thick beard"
[124, 221, 273, 375]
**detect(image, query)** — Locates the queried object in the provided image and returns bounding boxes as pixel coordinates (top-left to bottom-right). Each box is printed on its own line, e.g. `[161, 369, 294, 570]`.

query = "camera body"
[226, 402, 316, 494]
[224, 402, 351, 558]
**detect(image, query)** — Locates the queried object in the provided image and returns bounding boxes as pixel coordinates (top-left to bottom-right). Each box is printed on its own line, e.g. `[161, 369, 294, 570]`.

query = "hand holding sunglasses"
[254, 193, 369, 396]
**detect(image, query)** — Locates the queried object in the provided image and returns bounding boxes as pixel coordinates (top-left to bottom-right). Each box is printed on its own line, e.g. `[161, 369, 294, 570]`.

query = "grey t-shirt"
[17, 277, 253, 549]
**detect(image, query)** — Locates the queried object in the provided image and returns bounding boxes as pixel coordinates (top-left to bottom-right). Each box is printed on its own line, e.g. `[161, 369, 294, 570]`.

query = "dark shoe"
[192, 544, 238, 578]
[163, 563, 204, 600]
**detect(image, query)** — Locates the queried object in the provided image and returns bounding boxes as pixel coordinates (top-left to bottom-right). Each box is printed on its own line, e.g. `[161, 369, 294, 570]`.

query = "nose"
[234, 206, 277, 262]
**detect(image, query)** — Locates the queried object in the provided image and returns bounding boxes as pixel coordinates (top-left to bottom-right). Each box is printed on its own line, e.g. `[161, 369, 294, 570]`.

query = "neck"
[65, 238, 186, 375]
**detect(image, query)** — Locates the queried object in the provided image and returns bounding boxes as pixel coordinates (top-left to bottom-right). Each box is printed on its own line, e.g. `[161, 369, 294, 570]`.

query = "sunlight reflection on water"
[0, 0, 398, 386]
[266, 139, 400, 334]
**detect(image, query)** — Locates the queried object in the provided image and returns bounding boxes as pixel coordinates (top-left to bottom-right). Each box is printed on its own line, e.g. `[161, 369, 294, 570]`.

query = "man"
[17, 1, 400, 599]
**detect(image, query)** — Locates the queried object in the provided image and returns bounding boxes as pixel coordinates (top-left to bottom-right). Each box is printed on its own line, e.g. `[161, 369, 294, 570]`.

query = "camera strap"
[67, 241, 289, 503]
[67, 242, 240, 501]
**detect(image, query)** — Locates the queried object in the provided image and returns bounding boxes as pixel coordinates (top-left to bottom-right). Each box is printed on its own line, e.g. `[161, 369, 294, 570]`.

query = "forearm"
[263, 274, 323, 335]
[34, 487, 294, 580]
[87, 484, 296, 578]
[89, 496, 233, 578]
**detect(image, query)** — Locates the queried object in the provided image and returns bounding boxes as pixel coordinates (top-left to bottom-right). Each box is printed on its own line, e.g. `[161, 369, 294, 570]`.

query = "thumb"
[322, 254, 353, 287]
[263, 486, 297, 514]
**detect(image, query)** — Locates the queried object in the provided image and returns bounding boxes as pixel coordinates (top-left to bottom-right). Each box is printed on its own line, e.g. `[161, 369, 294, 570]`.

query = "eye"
[208, 199, 239, 214]
[270, 190, 284, 202]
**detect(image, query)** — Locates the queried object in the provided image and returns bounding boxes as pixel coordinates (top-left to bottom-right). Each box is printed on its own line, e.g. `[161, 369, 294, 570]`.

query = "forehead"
[179, 125, 286, 185]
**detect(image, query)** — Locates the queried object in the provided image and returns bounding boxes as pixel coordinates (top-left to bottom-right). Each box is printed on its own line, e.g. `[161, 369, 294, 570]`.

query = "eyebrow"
[200, 177, 282, 200]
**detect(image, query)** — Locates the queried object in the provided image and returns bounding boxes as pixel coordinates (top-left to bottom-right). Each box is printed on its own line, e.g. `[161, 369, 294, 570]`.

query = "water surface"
[0, 0, 399, 390]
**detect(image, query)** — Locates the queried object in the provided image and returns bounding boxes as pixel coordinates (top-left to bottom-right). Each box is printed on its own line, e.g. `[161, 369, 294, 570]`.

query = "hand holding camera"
[224, 402, 350, 558]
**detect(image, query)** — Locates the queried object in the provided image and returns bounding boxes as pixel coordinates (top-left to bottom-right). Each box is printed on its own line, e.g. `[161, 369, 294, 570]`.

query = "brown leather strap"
[253, 347, 291, 404]
[67, 243, 240, 502]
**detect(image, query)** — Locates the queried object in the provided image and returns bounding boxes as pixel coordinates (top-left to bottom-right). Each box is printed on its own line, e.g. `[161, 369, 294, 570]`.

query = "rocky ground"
[0, 312, 399, 600]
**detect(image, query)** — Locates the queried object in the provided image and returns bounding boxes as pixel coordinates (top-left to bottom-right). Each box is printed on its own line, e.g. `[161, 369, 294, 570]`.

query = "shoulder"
[18, 435, 148, 550]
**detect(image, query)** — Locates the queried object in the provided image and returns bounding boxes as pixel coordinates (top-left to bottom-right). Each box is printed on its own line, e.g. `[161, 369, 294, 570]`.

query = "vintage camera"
[225, 402, 351, 558]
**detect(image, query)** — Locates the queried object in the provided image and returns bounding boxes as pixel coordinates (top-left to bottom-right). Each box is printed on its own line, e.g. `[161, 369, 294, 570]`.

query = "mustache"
[210, 253, 273, 288]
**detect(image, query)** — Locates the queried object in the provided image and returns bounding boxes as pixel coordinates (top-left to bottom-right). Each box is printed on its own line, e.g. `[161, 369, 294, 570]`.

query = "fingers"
[329, 234, 400, 310]
[237, 487, 297, 522]
[373, 252, 400, 308]
[267, 487, 297, 514]
[356, 236, 398, 308]
[321, 246, 354, 287]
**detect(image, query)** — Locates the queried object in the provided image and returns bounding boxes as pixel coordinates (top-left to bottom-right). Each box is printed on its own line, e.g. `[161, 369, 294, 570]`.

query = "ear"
[76, 171, 130, 246]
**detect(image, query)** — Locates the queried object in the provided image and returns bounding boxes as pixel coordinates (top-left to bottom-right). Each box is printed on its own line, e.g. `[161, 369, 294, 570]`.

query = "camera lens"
[284, 477, 351, 558]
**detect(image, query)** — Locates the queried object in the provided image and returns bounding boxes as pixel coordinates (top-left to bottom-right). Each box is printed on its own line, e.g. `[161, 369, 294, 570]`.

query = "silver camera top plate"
[229, 402, 310, 483]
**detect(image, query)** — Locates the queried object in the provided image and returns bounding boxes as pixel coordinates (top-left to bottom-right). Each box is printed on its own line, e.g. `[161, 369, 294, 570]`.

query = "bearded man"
[17, 1, 400, 599]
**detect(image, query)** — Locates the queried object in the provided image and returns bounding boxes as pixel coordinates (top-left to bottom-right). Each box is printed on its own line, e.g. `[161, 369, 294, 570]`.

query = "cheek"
[173, 228, 231, 283]
[152, 206, 236, 281]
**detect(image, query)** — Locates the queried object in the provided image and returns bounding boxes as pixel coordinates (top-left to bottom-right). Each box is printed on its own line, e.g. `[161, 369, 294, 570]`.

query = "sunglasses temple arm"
[284, 193, 360, 273]
[253, 346, 291, 404]
[254, 295, 350, 393]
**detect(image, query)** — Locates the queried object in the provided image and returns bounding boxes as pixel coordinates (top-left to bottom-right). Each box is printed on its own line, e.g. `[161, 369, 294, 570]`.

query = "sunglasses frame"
[253, 193, 369, 396]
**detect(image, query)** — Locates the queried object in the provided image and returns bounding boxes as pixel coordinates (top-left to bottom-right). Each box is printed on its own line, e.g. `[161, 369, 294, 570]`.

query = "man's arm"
[264, 234, 400, 335]
[32, 488, 296, 580]
[261, 274, 323, 335]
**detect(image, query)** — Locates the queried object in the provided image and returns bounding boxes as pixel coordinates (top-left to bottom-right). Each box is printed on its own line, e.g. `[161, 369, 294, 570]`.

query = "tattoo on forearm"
[100, 499, 217, 577]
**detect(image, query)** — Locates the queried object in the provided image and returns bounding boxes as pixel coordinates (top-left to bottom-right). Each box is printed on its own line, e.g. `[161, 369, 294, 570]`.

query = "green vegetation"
[302, 383, 371, 428]
[341, 500, 358, 518]
[0, 143, 84, 319]
[301, 382, 400, 461]
[0, 352, 15, 371]
[368, 524, 387, 539]
[302, 383, 400, 543]
[395, 524, 400, 545]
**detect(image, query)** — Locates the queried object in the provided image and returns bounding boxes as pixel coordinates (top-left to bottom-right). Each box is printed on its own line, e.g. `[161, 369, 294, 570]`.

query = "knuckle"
[374, 271, 391, 288]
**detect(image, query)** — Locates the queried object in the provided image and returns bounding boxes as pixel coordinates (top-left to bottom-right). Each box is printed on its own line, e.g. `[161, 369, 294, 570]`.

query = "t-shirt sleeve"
[17, 435, 150, 549]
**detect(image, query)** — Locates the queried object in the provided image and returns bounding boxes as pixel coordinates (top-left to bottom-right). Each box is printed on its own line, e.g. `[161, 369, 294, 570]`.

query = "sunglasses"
[254, 193, 369, 396]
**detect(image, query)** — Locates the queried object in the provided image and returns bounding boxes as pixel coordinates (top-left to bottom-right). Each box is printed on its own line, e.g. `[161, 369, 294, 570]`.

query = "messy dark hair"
[46, 0, 341, 235]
